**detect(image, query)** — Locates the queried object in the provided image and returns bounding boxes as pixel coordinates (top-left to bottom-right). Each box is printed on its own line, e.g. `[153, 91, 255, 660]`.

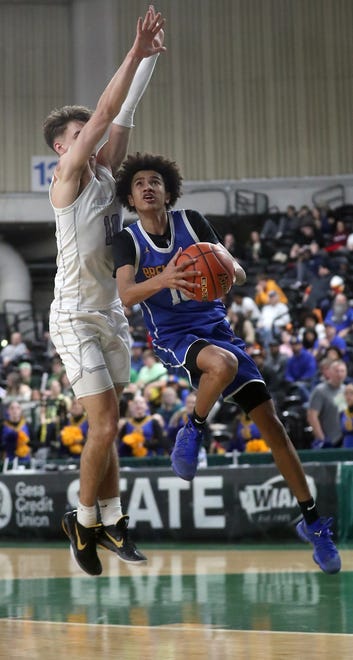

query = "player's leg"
[62, 386, 118, 576]
[249, 398, 341, 574]
[78, 387, 120, 507]
[249, 398, 311, 501]
[193, 344, 238, 417]
[171, 343, 238, 481]
[96, 384, 147, 564]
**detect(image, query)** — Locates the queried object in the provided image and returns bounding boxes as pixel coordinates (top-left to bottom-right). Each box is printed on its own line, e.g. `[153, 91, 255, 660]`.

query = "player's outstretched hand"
[132, 6, 167, 60]
[149, 4, 165, 50]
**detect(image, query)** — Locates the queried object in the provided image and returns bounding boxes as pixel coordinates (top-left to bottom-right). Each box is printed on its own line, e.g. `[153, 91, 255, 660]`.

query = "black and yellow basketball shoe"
[97, 515, 147, 564]
[62, 510, 103, 576]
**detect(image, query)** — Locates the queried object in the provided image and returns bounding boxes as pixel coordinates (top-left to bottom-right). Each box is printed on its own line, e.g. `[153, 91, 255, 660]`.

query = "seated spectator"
[164, 374, 191, 405]
[307, 359, 347, 448]
[18, 361, 42, 390]
[262, 338, 288, 408]
[279, 204, 300, 237]
[130, 340, 146, 374]
[289, 222, 323, 260]
[314, 207, 336, 240]
[135, 349, 168, 389]
[324, 293, 353, 338]
[28, 387, 43, 437]
[260, 205, 299, 242]
[329, 275, 345, 296]
[229, 289, 261, 325]
[155, 386, 183, 427]
[324, 219, 350, 253]
[314, 321, 347, 362]
[58, 398, 88, 458]
[243, 230, 270, 261]
[58, 369, 74, 400]
[168, 391, 197, 445]
[0, 331, 30, 370]
[284, 336, 317, 402]
[168, 391, 211, 450]
[118, 394, 167, 457]
[0, 400, 32, 465]
[3, 370, 32, 405]
[284, 242, 325, 290]
[326, 346, 345, 363]
[313, 356, 334, 387]
[298, 311, 326, 342]
[123, 303, 146, 340]
[301, 260, 333, 315]
[340, 383, 353, 448]
[47, 355, 65, 386]
[142, 382, 163, 413]
[256, 290, 291, 346]
[301, 328, 318, 354]
[229, 411, 270, 454]
[227, 309, 255, 345]
[41, 379, 72, 423]
[222, 232, 237, 257]
[297, 204, 315, 227]
[277, 328, 295, 358]
[255, 274, 288, 307]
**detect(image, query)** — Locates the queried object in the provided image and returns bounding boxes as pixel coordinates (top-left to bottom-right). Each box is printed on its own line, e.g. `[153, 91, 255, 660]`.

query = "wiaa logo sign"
[239, 474, 317, 526]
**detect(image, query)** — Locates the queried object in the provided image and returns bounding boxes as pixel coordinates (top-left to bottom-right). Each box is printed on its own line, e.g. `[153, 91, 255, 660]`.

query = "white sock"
[77, 501, 97, 527]
[98, 497, 123, 526]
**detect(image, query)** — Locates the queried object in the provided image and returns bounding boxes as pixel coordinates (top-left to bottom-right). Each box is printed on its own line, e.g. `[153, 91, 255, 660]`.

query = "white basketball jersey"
[50, 165, 123, 312]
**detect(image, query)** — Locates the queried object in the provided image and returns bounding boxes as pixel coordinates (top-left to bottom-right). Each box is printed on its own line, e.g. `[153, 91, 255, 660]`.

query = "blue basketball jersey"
[125, 209, 226, 341]
[126, 209, 265, 399]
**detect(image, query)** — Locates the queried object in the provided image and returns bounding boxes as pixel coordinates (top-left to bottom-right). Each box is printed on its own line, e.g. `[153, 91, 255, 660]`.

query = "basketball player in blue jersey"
[113, 152, 341, 575]
[43, 8, 166, 576]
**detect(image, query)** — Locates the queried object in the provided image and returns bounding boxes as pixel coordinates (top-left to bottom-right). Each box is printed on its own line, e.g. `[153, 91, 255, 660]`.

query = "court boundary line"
[0, 618, 351, 637]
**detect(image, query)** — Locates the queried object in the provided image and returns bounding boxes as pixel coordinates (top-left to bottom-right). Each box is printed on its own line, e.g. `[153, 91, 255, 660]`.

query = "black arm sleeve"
[112, 229, 136, 271]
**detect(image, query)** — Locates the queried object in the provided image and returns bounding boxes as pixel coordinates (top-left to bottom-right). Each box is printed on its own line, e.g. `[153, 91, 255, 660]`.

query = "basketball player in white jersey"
[43, 7, 166, 576]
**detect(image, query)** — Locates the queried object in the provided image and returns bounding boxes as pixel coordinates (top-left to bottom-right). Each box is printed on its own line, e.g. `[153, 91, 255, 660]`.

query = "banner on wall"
[0, 463, 339, 541]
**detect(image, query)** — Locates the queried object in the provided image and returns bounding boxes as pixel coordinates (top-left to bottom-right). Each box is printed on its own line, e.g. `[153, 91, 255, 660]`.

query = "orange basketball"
[176, 242, 235, 302]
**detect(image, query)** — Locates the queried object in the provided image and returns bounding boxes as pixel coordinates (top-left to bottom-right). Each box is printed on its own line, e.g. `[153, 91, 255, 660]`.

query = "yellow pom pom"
[16, 444, 31, 458]
[245, 439, 270, 453]
[61, 426, 83, 446]
[17, 430, 30, 445]
[69, 443, 83, 455]
[122, 431, 147, 457]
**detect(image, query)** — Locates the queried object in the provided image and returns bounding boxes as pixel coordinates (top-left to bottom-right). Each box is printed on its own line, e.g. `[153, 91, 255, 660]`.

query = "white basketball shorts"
[49, 304, 131, 398]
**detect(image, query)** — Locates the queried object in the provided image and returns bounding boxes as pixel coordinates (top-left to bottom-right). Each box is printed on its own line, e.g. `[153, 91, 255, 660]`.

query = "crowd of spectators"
[2, 202, 353, 467]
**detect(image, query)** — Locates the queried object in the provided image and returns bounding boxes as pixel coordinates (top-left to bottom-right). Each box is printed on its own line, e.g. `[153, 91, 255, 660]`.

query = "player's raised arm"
[99, 7, 165, 171]
[53, 8, 166, 190]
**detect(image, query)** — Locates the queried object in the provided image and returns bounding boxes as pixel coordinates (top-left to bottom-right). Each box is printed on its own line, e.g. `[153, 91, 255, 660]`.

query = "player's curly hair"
[115, 152, 183, 211]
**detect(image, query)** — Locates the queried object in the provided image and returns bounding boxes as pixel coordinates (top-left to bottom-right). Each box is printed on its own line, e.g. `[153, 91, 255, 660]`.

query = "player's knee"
[212, 351, 238, 385]
[90, 417, 118, 447]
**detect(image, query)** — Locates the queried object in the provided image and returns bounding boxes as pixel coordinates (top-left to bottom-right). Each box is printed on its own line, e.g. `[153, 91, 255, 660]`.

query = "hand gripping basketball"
[176, 242, 234, 302]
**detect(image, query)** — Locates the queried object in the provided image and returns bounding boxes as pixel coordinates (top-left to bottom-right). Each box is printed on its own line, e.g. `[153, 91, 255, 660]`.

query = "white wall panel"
[0, 0, 353, 193]
[0, 3, 71, 192]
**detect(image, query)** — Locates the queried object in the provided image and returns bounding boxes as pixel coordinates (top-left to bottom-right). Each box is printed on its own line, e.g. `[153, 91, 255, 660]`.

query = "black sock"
[191, 409, 207, 429]
[298, 498, 319, 526]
